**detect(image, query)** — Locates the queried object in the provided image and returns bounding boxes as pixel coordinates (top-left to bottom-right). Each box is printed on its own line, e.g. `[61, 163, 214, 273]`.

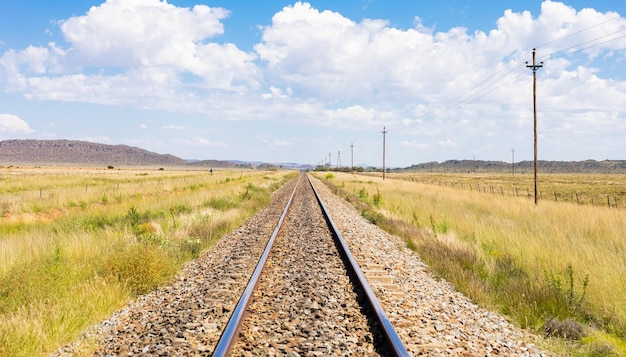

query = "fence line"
[393, 176, 623, 209]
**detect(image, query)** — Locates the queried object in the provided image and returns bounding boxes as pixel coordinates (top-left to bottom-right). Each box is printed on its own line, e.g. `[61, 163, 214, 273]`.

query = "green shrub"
[206, 197, 239, 210]
[178, 239, 202, 259]
[542, 264, 589, 318]
[358, 187, 369, 200]
[133, 222, 156, 237]
[429, 214, 451, 236]
[372, 189, 383, 206]
[81, 215, 119, 231]
[125, 207, 142, 227]
[103, 244, 176, 295]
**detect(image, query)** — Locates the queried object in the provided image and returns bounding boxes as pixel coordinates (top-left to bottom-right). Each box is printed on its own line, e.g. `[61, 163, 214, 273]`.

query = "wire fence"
[354, 172, 625, 210]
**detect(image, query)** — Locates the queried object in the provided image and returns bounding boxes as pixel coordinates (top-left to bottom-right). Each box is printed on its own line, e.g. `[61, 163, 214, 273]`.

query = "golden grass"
[0, 166, 295, 355]
[319, 171, 626, 355]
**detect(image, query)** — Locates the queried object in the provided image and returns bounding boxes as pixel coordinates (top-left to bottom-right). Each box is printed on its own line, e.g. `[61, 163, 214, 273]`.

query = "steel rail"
[307, 174, 410, 357]
[212, 175, 302, 357]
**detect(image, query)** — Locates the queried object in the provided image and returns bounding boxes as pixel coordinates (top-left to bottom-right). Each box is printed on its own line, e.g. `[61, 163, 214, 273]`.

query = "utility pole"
[337, 150, 341, 168]
[351, 143, 354, 174]
[526, 48, 543, 205]
[328, 152, 331, 168]
[511, 149, 515, 176]
[381, 126, 388, 180]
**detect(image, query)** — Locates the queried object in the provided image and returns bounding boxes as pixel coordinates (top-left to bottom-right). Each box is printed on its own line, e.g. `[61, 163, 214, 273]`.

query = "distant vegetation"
[313, 159, 626, 174]
[399, 159, 626, 174]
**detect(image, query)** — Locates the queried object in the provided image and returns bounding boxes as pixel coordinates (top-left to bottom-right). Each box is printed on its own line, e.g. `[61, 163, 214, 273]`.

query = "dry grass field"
[318, 171, 626, 356]
[0, 166, 295, 356]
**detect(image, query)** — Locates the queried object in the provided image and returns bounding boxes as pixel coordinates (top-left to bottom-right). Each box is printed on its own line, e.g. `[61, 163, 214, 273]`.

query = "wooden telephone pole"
[337, 150, 341, 168]
[351, 143, 354, 173]
[511, 149, 515, 176]
[381, 127, 388, 180]
[526, 48, 543, 205]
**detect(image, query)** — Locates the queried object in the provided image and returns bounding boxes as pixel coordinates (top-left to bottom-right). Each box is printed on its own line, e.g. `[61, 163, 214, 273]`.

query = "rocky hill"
[0, 139, 186, 166]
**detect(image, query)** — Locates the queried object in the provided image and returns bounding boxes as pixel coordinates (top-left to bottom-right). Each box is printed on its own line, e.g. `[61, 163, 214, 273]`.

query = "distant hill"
[0, 139, 186, 166]
[400, 159, 626, 174]
[4, 139, 622, 173]
[0, 139, 277, 169]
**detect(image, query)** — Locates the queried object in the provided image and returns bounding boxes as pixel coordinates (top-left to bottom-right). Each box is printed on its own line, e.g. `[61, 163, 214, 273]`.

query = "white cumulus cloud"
[0, 0, 259, 107]
[0, 114, 35, 133]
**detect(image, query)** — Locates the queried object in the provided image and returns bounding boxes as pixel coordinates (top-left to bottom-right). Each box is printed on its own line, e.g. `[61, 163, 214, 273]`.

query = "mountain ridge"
[2, 139, 625, 173]
[0, 139, 304, 169]
[0, 139, 186, 166]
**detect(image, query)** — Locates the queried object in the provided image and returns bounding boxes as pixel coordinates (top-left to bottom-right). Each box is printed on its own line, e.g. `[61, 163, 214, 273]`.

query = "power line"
[415, 11, 626, 125]
[536, 13, 625, 49]
[540, 31, 626, 62]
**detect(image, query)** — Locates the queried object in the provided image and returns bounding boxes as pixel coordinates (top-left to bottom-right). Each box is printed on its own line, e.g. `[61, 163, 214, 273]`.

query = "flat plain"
[2, 166, 625, 356]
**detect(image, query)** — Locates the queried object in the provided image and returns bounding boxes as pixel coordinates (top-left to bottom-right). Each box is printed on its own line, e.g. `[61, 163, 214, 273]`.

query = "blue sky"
[1, 1, 626, 167]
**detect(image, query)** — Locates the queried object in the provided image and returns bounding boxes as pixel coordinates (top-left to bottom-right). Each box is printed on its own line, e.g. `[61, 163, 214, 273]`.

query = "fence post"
[554, 191, 558, 202]
[576, 193, 579, 205]
[608, 195, 611, 209]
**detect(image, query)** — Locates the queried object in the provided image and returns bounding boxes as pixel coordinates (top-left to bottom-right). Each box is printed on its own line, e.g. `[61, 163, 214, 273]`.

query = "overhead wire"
[418, 10, 626, 123]
[539, 28, 626, 62]
[535, 13, 624, 49]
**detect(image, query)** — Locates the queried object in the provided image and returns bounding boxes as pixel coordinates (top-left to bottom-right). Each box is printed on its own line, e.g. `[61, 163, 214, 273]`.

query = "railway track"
[55, 174, 546, 356]
[213, 174, 408, 356]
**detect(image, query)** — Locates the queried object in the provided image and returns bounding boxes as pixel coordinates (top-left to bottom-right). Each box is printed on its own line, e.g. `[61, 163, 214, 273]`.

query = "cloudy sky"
[1, 1, 625, 167]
